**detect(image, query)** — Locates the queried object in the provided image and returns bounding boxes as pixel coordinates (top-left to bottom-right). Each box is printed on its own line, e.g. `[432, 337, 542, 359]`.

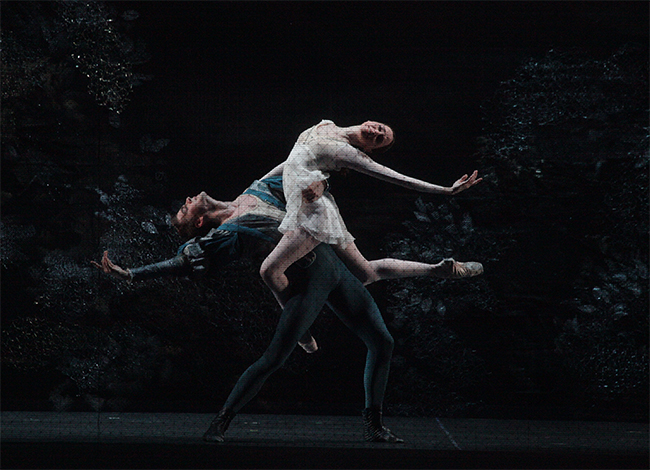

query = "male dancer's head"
[171, 191, 232, 239]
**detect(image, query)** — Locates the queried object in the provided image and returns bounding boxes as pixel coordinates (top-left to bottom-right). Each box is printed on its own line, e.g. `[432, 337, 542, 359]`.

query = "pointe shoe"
[438, 258, 484, 279]
[298, 336, 319, 353]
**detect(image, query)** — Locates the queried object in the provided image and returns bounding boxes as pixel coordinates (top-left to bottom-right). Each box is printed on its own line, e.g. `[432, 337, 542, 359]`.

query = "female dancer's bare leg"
[260, 228, 322, 301]
[333, 242, 483, 286]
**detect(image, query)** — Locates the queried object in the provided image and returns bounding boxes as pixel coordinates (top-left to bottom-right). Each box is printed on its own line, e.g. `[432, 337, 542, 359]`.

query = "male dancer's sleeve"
[129, 229, 242, 282]
[129, 255, 191, 281]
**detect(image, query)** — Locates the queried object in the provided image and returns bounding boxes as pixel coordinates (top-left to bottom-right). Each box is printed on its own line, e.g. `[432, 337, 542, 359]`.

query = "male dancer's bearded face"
[176, 193, 209, 223]
[172, 192, 211, 238]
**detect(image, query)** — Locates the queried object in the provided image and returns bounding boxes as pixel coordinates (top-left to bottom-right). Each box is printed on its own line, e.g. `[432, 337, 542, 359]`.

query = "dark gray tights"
[222, 243, 394, 412]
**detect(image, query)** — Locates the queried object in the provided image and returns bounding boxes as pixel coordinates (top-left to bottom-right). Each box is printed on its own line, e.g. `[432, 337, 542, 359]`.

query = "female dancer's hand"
[302, 180, 327, 203]
[450, 170, 482, 195]
[91, 251, 131, 281]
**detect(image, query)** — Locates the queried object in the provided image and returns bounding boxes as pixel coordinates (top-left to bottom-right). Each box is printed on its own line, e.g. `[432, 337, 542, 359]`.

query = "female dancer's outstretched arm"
[323, 139, 481, 195]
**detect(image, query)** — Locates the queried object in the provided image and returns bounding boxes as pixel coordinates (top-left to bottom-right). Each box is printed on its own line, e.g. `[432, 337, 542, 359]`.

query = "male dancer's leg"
[322, 248, 402, 442]
[324, 263, 394, 409]
[204, 247, 339, 441]
[221, 245, 340, 414]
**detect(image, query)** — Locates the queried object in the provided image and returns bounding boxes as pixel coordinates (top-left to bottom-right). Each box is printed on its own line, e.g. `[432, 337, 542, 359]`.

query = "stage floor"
[2, 411, 648, 469]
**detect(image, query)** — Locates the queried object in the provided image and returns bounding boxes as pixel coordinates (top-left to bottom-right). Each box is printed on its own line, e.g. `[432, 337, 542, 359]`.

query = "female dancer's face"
[359, 121, 394, 151]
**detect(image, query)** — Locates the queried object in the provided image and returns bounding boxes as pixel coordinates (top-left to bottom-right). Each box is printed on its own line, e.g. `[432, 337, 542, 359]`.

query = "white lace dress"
[278, 120, 355, 247]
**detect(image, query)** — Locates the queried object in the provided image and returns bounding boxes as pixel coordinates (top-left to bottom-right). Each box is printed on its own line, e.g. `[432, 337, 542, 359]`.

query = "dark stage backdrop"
[2, 1, 648, 421]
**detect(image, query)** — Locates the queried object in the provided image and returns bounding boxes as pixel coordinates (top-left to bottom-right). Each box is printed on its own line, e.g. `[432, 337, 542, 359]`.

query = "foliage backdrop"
[2, 1, 647, 421]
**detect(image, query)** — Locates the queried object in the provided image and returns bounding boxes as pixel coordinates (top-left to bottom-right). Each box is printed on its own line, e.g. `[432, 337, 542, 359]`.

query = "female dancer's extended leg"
[333, 242, 483, 286]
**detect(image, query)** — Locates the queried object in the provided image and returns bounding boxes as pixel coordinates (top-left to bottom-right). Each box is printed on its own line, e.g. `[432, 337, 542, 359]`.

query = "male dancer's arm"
[92, 250, 191, 282]
[92, 228, 242, 282]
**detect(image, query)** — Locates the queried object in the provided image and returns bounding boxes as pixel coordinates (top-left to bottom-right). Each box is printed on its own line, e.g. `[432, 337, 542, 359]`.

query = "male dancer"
[94, 175, 481, 443]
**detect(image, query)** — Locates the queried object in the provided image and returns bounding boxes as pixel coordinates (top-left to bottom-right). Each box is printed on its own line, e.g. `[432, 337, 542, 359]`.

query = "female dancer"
[259, 119, 483, 306]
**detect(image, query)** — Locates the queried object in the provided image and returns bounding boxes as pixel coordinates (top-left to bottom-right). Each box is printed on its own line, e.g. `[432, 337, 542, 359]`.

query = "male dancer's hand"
[302, 180, 327, 203]
[91, 251, 131, 281]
